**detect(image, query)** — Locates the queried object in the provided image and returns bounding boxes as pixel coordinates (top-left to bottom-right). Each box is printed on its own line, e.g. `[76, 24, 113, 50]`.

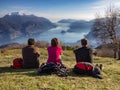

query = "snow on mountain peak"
[10, 12, 26, 16]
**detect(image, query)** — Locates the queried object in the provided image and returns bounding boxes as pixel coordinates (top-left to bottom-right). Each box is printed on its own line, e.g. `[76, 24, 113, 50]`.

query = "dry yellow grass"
[0, 48, 120, 90]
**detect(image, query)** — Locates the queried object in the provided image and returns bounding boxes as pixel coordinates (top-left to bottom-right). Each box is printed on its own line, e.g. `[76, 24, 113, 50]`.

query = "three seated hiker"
[74, 38, 93, 63]
[37, 38, 67, 76]
[73, 38, 103, 79]
[11, 38, 103, 79]
[22, 38, 40, 69]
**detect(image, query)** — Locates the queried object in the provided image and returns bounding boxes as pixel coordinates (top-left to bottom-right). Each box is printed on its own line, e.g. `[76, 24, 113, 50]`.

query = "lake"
[35, 23, 90, 43]
[13, 23, 90, 44]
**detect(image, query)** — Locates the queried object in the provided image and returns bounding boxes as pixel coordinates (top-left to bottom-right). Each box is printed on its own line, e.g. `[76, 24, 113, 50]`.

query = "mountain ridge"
[0, 12, 56, 45]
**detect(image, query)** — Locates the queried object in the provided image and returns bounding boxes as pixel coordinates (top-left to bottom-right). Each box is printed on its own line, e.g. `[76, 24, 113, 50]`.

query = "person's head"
[51, 38, 59, 47]
[28, 38, 35, 45]
[81, 38, 88, 46]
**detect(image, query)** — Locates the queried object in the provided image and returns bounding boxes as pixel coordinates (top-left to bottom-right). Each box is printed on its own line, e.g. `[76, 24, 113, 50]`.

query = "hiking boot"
[95, 64, 98, 67]
[40, 63, 45, 68]
[93, 74, 103, 79]
[99, 64, 103, 71]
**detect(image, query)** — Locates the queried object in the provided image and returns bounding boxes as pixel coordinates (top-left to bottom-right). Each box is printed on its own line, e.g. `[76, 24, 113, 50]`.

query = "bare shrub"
[97, 48, 114, 57]
[0, 48, 8, 53]
[35, 41, 49, 48]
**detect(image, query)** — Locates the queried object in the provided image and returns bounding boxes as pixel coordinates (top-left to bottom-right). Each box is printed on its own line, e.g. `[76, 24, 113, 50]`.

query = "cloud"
[1, 0, 120, 22]
[49, 0, 120, 21]
[91, 0, 120, 13]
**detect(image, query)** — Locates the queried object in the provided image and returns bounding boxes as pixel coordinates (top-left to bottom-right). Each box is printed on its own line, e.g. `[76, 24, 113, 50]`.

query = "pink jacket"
[47, 46, 62, 64]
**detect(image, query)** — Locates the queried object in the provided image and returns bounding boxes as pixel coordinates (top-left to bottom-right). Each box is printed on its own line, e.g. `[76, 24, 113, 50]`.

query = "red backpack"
[76, 62, 93, 71]
[12, 58, 23, 69]
[73, 62, 93, 75]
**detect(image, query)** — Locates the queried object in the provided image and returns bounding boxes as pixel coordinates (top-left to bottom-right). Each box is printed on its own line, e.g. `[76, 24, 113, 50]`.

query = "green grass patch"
[0, 48, 120, 90]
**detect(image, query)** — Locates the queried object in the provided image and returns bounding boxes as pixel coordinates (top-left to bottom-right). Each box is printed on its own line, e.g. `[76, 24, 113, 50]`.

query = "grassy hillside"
[0, 48, 120, 90]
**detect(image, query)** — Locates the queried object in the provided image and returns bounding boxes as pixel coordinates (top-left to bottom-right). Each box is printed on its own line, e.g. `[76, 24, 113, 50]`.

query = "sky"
[0, 0, 120, 22]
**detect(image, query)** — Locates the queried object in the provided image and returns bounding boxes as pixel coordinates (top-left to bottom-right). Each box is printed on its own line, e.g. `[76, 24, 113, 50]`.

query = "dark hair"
[51, 38, 59, 47]
[28, 38, 35, 45]
[81, 38, 88, 46]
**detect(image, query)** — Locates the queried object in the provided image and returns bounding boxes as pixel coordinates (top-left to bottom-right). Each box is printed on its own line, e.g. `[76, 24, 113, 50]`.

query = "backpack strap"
[85, 62, 93, 71]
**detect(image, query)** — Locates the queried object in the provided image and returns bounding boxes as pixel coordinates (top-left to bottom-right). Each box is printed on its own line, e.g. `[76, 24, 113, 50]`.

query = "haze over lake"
[35, 23, 89, 43]
[13, 22, 90, 44]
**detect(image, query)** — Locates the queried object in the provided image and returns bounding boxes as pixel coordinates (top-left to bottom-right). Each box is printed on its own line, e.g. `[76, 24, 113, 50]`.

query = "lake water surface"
[35, 23, 90, 43]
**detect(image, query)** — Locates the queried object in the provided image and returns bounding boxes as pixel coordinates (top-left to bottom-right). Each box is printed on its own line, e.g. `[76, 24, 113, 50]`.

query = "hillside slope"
[0, 48, 120, 90]
[0, 12, 56, 45]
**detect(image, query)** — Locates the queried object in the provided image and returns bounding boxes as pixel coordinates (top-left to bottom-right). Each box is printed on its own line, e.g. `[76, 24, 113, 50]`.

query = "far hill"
[0, 12, 56, 45]
[58, 19, 77, 23]
[67, 20, 94, 33]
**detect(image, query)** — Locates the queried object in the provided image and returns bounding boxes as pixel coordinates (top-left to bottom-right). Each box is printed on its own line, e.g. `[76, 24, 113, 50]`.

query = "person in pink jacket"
[47, 38, 62, 65]
[37, 38, 67, 76]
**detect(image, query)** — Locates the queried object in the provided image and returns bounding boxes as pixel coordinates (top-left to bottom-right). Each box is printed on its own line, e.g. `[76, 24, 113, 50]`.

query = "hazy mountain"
[67, 20, 94, 33]
[58, 19, 94, 33]
[58, 19, 77, 23]
[0, 12, 56, 45]
[1, 13, 106, 47]
[0, 42, 22, 49]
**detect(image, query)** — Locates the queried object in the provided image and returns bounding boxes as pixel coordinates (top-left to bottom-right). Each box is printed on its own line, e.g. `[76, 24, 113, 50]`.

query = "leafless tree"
[92, 6, 120, 59]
